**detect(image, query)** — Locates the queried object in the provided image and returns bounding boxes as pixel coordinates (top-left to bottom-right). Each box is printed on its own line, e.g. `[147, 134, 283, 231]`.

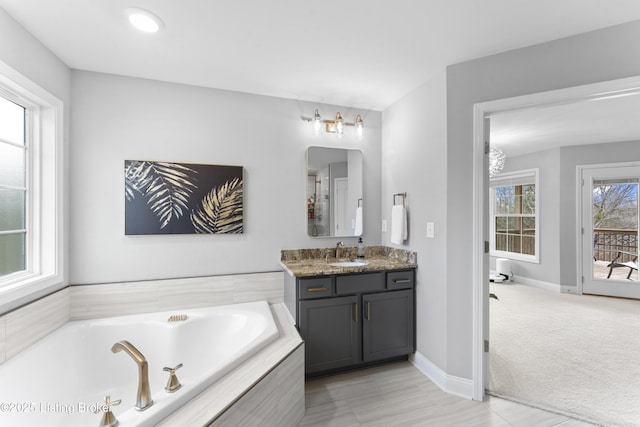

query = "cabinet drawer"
[386, 270, 414, 289]
[336, 272, 384, 295]
[298, 277, 333, 299]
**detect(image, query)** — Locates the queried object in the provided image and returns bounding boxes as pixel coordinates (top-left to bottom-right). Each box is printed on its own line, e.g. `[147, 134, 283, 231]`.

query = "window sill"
[490, 251, 539, 264]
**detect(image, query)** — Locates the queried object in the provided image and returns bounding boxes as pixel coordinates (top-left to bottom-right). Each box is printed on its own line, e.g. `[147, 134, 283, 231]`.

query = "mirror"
[306, 146, 363, 237]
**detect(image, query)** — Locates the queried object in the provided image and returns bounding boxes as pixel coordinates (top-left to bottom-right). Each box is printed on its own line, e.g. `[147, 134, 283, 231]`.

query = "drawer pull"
[354, 302, 359, 322]
[366, 301, 371, 320]
[393, 279, 411, 284]
[307, 287, 328, 292]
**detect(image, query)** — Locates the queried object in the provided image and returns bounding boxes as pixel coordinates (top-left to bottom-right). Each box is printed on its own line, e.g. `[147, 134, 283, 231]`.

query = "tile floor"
[299, 361, 597, 427]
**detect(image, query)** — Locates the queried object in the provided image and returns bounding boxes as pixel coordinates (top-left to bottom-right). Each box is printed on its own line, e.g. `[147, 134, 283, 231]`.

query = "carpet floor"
[489, 283, 640, 427]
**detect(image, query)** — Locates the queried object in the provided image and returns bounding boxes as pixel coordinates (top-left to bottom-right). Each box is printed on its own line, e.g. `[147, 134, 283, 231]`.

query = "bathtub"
[0, 300, 279, 427]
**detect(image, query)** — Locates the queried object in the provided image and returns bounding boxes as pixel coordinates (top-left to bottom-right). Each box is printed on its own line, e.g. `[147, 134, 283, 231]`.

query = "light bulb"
[355, 114, 364, 140]
[335, 112, 344, 135]
[312, 109, 322, 136]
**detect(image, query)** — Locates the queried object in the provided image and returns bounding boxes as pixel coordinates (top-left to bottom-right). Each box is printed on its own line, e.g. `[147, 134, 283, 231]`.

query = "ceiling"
[491, 92, 640, 157]
[1, 0, 640, 112]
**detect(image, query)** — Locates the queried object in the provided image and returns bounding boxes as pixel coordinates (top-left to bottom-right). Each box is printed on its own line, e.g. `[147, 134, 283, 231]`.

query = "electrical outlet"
[382, 220, 387, 232]
[426, 222, 435, 238]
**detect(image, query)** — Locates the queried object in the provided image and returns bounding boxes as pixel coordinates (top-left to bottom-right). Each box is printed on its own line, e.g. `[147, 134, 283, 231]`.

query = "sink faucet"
[335, 241, 344, 260]
[111, 340, 153, 411]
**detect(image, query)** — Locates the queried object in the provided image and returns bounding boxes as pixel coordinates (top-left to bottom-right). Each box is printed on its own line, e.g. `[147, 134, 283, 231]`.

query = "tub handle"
[95, 395, 121, 427]
[163, 363, 183, 393]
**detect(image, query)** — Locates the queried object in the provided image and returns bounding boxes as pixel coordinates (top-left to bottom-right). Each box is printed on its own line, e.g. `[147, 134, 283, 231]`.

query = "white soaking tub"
[0, 300, 279, 427]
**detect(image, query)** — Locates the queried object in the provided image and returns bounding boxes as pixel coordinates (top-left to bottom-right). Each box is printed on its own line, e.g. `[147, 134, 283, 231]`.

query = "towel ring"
[393, 192, 406, 207]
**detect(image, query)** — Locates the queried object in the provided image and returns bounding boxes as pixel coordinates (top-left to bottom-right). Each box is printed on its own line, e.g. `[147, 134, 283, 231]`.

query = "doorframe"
[471, 75, 640, 401]
[577, 161, 640, 296]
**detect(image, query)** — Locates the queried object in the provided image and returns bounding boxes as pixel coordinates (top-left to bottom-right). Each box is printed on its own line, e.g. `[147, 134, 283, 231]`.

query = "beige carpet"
[489, 283, 640, 427]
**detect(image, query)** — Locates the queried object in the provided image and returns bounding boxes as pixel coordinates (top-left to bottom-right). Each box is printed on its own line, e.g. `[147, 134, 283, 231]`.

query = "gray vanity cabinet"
[288, 269, 416, 376]
[299, 295, 360, 373]
[362, 289, 414, 362]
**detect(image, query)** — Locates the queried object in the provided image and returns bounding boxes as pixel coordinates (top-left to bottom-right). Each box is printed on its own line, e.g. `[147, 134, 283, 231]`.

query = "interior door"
[581, 164, 640, 299]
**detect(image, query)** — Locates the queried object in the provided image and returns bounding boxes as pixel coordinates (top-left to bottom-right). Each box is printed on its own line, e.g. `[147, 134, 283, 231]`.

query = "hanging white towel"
[354, 206, 363, 236]
[390, 205, 407, 244]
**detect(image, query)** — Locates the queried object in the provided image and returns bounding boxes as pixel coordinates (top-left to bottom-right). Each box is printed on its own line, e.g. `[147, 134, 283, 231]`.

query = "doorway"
[580, 163, 640, 299]
[471, 75, 640, 401]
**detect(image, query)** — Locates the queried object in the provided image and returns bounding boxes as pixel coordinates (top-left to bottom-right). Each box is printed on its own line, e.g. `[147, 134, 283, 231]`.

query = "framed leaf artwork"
[124, 160, 244, 235]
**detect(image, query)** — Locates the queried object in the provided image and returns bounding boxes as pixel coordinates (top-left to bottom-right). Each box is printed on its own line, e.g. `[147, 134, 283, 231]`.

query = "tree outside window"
[490, 169, 539, 263]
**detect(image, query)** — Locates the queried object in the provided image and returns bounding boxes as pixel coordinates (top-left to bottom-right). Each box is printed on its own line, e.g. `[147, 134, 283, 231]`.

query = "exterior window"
[0, 96, 27, 278]
[490, 169, 539, 263]
[0, 66, 64, 313]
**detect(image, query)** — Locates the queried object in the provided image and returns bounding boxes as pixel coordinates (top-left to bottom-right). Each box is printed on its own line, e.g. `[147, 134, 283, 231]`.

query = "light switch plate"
[382, 220, 387, 232]
[426, 222, 435, 238]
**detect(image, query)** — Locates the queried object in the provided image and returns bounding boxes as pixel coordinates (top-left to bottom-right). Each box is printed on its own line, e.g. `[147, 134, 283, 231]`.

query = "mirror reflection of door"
[306, 146, 363, 238]
[581, 163, 640, 299]
[334, 177, 348, 235]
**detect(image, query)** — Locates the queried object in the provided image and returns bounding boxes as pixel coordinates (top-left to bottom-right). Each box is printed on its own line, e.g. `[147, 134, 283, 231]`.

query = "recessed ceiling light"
[126, 8, 163, 33]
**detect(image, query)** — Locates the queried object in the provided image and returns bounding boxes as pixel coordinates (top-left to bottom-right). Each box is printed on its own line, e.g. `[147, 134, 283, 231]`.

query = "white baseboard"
[409, 351, 474, 400]
[511, 276, 562, 293]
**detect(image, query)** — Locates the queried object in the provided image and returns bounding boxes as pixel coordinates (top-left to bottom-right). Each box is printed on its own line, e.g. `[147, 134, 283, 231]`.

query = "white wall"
[382, 69, 448, 371]
[445, 20, 640, 379]
[69, 71, 381, 284]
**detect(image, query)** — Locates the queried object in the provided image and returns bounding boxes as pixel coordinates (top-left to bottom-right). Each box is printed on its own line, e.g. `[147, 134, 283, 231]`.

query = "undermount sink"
[328, 260, 369, 267]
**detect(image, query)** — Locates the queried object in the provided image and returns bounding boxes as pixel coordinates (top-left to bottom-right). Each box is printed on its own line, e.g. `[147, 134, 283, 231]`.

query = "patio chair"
[606, 250, 639, 279]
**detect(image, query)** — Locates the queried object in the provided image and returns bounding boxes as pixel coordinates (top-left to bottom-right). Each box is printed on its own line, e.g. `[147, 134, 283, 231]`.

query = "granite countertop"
[280, 246, 417, 277]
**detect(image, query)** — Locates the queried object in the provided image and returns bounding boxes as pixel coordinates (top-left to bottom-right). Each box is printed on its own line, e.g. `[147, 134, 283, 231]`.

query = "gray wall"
[490, 148, 561, 285]
[70, 70, 382, 284]
[491, 141, 640, 291]
[382, 69, 448, 370]
[445, 20, 640, 379]
[559, 140, 640, 289]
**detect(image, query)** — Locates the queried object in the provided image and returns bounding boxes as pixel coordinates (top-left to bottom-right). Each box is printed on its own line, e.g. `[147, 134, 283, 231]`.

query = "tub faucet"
[111, 340, 153, 411]
[336, 241, 344, 260]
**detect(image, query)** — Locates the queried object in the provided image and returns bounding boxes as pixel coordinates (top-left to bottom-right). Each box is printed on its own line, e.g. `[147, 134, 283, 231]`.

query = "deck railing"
[593, 228, 638, 262]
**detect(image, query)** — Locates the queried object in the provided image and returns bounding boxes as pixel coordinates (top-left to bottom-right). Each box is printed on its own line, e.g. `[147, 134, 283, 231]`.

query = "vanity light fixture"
[126, 8, 163, 33]
[302, 109, 365, 138]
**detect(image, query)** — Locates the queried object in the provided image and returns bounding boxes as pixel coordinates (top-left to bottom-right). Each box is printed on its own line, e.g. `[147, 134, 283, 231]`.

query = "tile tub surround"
[0, 273, 304, 426]
[0, 272, 284, 366]
[158, 303, 304, 427]
[280, 246, 417, 277]
[70, 271, 284, 319]
[0, 288, 70, 364]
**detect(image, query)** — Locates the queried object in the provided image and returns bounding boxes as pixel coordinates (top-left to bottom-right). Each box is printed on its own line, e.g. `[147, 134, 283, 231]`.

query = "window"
[490, 169, 539, 263]
[0, 64, 64, 312]
[0, 96, 27, 279]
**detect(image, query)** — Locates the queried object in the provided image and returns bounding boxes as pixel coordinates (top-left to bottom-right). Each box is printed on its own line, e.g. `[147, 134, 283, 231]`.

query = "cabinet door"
[362, 289, 414, 362]
[299, 295, 360, 374]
